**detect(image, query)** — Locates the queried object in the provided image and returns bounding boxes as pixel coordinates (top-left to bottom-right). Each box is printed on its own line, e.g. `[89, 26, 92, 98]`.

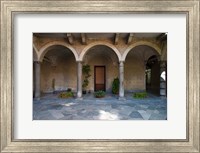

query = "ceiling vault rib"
[114, 33, 120, 45]
[81, 33, 87, 45]
[127, 33, 134, 44]
[66, 33, 74, 45]
[43, 57, 51, 63]
[156, 33, 167, 41]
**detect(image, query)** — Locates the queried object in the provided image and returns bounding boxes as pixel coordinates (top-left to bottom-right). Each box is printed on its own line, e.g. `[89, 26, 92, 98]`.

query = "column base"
[118, 97, 126, 101]
[160, 95, 167, 99]
[34, 97, 40, 101]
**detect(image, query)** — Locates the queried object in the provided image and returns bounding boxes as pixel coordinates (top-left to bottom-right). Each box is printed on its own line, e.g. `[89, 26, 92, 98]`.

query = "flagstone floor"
[33, 93, 167, 120]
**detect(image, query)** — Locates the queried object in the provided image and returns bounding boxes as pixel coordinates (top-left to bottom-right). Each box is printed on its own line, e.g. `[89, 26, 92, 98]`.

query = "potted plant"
[112, 77, 119, 94]
[82, 64, 91, 94]
[94, 90, 105, 98]
[58, 90, 74, 98]
[133, 91, 147, 99]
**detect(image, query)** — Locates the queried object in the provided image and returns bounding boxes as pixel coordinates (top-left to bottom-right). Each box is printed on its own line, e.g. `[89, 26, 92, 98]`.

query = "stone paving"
[33, 93, 167, 120]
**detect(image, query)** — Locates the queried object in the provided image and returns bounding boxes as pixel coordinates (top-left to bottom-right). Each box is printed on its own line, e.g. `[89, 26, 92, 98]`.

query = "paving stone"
[111, 104, 121, 109]
[48, 110, 64, 119]
[34, 111, 55, 120]
[48, 104, 63, 110]
[110, 109, 120, 114]
[153, 110, 160, 114]
[139, 105, 149, 109]
[147, 105, 156, 110]
[126, 103, 136, 107]
[33, 93, 167, 120]
[146, 109, 155, 114]
[159, 110, 167, 115]
[120, 105, 135, 113]
[59, 115, 73, 120]
[138, 110, 151, 120]
[129, 111, 143, 119]
[149, 113, 167, 120]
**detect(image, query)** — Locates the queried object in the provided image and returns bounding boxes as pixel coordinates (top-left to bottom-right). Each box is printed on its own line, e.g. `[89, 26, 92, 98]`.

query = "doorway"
[94, 66, 106, 91]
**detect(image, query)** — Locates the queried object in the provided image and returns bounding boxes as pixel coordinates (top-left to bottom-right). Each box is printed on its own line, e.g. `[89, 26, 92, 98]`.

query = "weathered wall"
[40, 52, 146, 93]
[41, 54, 77, 93]
[161, 40, 167, 61]
[124, 52, 145, 91]
[86, 55, 118, 92]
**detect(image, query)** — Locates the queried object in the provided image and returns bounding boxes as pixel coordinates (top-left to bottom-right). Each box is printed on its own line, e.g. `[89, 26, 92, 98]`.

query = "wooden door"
[94, 66, 106, 91]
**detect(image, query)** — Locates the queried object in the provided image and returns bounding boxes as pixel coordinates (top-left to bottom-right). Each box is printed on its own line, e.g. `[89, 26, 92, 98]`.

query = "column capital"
[119, 61, 124, 66]
[76, 60, 83, 63]
[34, 61, 41, 64]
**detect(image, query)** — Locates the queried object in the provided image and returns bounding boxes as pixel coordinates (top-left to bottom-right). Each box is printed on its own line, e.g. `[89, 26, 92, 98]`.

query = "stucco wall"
[124, 52, 145, 91]
[85, 55, 118, 92]
[161, 41, 167, 61]
[40, 55, 146, 93]
[41, 54, 77, 93]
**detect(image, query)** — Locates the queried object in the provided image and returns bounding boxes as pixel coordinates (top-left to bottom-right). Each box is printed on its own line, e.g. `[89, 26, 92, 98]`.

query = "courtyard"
[33, 33, 167, 120]
[33, 93, 167, 120]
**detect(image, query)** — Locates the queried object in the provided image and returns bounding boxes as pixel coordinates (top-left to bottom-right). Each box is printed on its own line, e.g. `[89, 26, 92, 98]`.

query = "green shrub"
[112, 77, 119, 94]
[82, 65, 91, 92]
[133, 92, 147, 99]
[94, 90, 105, 98]
[58, 91, 74, 98]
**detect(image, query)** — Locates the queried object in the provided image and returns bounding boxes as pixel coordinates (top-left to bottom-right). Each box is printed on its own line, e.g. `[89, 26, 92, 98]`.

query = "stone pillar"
[144, 61, 147, 90]
[77, 61, 83, 100]
[34, 61, 41, 100]
[119, 61, 125, 100]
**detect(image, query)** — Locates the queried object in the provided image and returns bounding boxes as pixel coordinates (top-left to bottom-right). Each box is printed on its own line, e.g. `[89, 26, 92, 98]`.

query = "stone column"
[77, 61, 83, 100]
[119, 61, 125, 100]
[144, 61, 147, 90]
[34, 61, 41, 100]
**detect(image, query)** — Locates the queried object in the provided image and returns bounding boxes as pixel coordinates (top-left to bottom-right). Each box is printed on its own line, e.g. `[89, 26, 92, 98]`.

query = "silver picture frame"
[1, 0, 199, 152]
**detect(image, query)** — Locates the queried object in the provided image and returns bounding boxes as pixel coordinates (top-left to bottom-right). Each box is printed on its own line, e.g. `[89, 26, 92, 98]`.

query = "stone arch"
[33, 44, 39, 61]
[38, 41, 79, 62]
[122, 41, 161, 61]
[79, 41, 122, 61]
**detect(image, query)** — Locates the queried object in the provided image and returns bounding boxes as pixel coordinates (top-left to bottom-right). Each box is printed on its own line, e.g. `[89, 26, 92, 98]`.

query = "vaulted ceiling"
[34, 33, 167, 45]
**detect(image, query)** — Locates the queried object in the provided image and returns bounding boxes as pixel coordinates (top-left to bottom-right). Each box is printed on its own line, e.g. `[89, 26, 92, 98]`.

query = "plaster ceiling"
[44, 45, 75, 59]
[127, 45, 159, 61]
[84, 45, 118, 62]
[34, 33, 163, 39]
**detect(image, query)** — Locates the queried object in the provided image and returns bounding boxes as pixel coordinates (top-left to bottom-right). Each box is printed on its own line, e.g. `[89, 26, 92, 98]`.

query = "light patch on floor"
[98, 110, 119, 120]
[62, 103, 75, 107]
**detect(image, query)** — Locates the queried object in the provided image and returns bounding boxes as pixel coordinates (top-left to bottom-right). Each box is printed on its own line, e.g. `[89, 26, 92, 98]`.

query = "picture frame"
[0, 0, 199, 152]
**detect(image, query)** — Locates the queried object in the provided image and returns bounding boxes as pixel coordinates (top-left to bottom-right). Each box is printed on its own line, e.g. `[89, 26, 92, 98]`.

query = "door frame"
[94, 66, 106, 91]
